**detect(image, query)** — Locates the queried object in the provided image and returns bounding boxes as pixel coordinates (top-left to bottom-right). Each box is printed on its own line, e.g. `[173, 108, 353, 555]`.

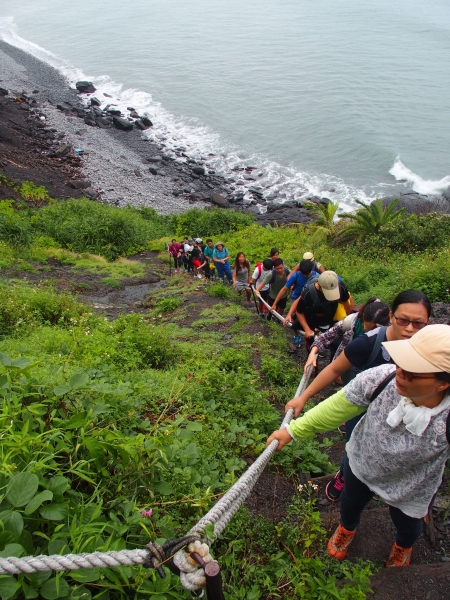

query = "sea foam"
[389, 158, 450, 196]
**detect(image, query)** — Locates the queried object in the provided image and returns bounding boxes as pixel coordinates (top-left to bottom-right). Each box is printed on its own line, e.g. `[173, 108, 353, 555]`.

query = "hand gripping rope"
[0, 367, 312, 596]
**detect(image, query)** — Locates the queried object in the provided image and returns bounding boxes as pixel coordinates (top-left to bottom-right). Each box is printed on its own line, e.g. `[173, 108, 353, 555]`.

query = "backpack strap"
[369, 371, 396, 403]
[360, 326, 387, 370]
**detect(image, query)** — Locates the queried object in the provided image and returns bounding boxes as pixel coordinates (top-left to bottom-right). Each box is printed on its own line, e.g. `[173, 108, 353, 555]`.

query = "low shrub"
[112, 315, 177, 369]
[0, 282, 87, 337]
[155, 297, 181, 312]
[208, 284, 235, 299]
[31, 199, 156, 259]
[170, 207, 254, 238]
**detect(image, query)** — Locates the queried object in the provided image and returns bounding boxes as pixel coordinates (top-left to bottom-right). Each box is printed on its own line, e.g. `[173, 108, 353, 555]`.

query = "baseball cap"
[303, 252, 314, 261]
[215, 241, 224, 247]
[195, 238, 202, 243]
[318, 271, 340, 301]
[383, 324, 450, 373]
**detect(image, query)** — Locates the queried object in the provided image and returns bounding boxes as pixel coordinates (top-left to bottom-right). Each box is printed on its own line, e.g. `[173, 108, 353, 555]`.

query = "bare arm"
[296, 312, 314, 338]
[285, 351, 354, 417]
[285, 296, 301, 321]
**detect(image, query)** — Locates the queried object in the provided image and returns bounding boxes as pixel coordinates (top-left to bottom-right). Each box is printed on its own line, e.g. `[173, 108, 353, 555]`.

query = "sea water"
[1, 0, 450, 211]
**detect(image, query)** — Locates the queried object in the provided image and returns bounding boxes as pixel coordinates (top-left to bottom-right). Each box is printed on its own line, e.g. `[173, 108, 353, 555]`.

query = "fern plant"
[336, 198, 404, 242]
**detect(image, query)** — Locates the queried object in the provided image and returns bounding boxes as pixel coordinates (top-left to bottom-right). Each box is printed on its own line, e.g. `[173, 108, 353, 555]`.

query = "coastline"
[1, 38, 449, 223]
[0, 40, 229, 214]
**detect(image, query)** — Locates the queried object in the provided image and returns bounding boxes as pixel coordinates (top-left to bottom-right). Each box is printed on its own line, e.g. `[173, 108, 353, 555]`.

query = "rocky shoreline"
[1, 39, 450, 224]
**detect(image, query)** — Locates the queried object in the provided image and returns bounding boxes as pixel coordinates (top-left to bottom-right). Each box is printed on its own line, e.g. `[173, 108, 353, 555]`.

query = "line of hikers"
[171, 237, 450, 569]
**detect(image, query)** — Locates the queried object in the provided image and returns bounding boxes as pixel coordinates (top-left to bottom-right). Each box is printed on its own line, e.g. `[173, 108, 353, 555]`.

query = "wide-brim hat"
[215, 241, 224, 247]
[383, 324, 450, 373]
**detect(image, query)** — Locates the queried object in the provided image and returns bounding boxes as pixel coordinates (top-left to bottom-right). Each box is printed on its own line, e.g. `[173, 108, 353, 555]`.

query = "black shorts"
[268, 296, 287, 310]
[259, 289, 269, 302]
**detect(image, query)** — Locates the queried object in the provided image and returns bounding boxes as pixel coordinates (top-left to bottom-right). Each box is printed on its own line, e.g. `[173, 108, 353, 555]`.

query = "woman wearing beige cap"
[267, 324, 450, 567]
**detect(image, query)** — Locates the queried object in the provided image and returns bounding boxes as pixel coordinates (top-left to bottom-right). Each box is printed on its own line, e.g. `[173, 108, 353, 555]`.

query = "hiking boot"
[327, 524, 356, 561]
[385, 542, 412, 567]
[325, 470, 345, 502]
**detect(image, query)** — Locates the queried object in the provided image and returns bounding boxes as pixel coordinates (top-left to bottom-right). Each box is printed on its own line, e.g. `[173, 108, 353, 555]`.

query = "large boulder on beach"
[0, 88, 9, 96]
[141, 116, 153, 127]
[76, 81, 96, 94]
[69, 180, 92, 190]
[134, 119, 151, 130]
[112, 117, 133, 131]
[192, 166, 206, 176]
[210, 192, 228, 207]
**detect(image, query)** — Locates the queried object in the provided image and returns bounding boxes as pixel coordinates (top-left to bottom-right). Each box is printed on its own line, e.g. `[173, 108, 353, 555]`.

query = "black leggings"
[340, 454, 423, 548]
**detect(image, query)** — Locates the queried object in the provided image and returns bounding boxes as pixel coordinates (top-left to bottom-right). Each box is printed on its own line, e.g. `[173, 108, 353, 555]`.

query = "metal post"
[190, 553, 225, 600]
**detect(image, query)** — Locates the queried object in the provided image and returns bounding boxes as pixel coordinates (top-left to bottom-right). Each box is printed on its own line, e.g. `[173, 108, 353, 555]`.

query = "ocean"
[1, 0, 450, 211]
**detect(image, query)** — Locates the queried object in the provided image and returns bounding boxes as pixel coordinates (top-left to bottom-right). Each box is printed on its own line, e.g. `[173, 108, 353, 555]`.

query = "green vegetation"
[1, 180, 449, 598]
[337, 197, 404, 242]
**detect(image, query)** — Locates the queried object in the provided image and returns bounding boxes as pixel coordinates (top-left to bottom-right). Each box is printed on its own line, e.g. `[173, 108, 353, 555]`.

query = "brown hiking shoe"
[385, 542, 412, 567]
[327, 524, 357, 561]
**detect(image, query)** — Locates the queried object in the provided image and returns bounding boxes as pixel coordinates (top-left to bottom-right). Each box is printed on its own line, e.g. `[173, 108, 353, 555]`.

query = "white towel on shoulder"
[386, 394, 450, 436]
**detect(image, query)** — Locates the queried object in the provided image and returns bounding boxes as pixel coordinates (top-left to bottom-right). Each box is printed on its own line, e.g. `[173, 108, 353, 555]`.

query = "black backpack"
[369, 371, 450, 444]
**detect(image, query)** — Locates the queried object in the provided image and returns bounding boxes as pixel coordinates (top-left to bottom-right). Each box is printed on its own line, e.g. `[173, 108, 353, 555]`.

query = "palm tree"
[306, 200, 340, 239]
[336, 198, 404, 242]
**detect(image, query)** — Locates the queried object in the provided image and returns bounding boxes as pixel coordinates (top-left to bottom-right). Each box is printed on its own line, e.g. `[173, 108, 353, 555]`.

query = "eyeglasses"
[392, 314, 427, 330]
[396, 367, 437, 382]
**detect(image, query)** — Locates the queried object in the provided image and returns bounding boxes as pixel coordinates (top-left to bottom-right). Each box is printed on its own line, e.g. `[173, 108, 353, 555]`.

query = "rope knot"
[173, 540, 213, 591]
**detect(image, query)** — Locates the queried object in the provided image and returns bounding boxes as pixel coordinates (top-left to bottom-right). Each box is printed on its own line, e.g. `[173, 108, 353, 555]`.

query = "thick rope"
[0, 549, 150, 576]
[0, 368, 311, 591]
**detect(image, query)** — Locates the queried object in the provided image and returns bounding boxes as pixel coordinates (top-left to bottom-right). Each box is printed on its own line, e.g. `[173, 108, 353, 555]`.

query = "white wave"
[0, 15, 395, 211]
[389, 157, 450, 195]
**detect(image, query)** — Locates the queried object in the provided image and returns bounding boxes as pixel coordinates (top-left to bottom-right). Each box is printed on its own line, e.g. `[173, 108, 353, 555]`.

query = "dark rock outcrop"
[381, 191, 450, 215]
[210, 192, 228, 207]
[112, 117, 133, 131]
[76, 81, 96, 94]
[69, 180, 91, 189]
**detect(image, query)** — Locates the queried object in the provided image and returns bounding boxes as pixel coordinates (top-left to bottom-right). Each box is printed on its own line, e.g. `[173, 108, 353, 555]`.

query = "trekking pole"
[249, 284, 260, 315]
[256, 292, 292, 326]
[166, 243, 172, 277]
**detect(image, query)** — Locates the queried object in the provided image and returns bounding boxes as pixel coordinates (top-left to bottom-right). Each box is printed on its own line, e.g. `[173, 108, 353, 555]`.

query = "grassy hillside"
[0, 185, 449, 599]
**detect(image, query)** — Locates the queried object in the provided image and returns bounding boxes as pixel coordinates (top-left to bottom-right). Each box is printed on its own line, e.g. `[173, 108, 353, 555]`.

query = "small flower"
[141, 509, 153, 518]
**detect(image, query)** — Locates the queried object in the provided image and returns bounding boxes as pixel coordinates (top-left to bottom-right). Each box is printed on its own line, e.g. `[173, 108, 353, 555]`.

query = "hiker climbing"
[289, 251, 325, 276]
[232, 252, 252, 304]
[284, 270, 353, 348]
[212, 242, 233, 284]
[250, 258, 273, 314]
[267, 324, 450, 568]
[287, 290, 431, 501]
[255, 258, 290, 321]
[269, 259, 319, 331]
